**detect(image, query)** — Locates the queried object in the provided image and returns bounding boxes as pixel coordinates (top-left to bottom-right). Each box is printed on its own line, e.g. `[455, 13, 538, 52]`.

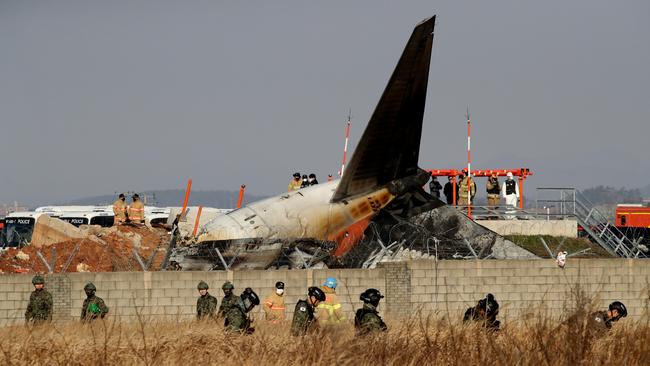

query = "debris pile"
[30, 215, 101, 248]
[0, 224, 169, 274]
[336, 197, 537, 268]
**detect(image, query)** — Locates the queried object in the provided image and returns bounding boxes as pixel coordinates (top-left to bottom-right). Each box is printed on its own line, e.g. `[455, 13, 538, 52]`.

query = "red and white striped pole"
[339, 112, 351, 177]
[466, 108, 472, 219]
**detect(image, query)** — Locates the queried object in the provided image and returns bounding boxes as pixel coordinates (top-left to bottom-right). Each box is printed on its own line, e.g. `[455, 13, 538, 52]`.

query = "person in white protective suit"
[556, 251, 567, 268]
[501, 172, 519, 219]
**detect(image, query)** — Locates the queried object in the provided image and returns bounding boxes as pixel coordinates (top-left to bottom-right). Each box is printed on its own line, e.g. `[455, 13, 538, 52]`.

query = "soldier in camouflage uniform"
[81, 282, 109, 323]
[25, 275, 53, 324]
[196, 281, 218, 320]
[217, 281, 237, 318]
[588, 301, 627, 335]
[355, 288, 387, 336]
[463, 293, 500, 331]
[224, 287, 259, 333]
[291, 286, 326, 336]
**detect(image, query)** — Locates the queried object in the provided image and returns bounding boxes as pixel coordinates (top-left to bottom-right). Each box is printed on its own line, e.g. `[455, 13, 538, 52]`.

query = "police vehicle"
[59, 207, 114, 228]
[2, 211, 50, 248]
[35, 206, 97, 217]
[2, 206, 109, 248]
[145, 206, 171, 226]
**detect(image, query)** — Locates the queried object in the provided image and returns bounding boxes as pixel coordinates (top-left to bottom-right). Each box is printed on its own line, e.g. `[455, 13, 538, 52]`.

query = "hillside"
[61, 189, 268, 209]
[642, 184, 650, 198]
[580, 185, 643, 205]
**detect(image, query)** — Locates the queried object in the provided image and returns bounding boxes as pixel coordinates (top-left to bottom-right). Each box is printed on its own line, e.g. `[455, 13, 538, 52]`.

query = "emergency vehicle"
[59, 208, 114, 227]
[2, 212, 50, 248]
[615, 204, 650, 244]
[145, 207, 171, 226]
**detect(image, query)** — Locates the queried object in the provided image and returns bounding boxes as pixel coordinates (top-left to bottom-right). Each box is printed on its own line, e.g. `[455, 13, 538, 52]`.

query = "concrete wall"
[477, 219, 577, 237]
[1, 259, 648, 326]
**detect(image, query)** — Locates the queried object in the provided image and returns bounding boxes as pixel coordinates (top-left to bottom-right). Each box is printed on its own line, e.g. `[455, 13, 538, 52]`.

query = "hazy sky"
[1, 0, 648, 206]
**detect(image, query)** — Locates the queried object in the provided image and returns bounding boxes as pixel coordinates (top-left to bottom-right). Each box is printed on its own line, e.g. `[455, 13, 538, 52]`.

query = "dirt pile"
[0, 225, 169, 273]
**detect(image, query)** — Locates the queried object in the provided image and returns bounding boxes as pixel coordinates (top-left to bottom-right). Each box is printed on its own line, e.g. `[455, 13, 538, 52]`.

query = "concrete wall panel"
[1, 259, 648, 326]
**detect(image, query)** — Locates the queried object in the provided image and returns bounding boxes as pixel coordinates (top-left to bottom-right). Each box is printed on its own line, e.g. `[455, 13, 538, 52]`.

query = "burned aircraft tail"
[331, 16, 436, 203]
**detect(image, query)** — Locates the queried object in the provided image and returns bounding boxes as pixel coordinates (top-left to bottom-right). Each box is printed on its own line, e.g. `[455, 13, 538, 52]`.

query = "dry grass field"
[1, 303, 649, 366]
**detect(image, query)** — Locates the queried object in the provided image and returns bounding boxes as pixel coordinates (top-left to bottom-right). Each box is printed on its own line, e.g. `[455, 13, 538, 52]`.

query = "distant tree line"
[581, 185, 643, 205]
[63, 189, 268, 209]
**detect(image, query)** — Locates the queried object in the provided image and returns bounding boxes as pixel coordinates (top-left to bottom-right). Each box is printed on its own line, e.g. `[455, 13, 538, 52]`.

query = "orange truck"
[616, 204, 650, 228]
[615, 204, 650, 244]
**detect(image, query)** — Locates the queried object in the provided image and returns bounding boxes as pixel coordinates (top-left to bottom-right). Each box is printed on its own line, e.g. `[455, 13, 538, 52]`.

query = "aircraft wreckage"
[168, 16, 535, 271]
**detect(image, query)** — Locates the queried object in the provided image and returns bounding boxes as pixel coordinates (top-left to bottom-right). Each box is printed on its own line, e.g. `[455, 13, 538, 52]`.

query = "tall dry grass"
[1, 305, 648, 366]
[2, 283, 649, 365]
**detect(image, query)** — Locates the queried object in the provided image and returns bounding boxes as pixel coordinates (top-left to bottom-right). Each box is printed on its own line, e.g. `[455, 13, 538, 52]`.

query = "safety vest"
[317, 288, 345, 325]
[288, 180, 302, 192]
[128, 201, 145, 223]
[486, 179, 500, 195]
[112, 199, 127, 223]
[505, 180, 516, 195]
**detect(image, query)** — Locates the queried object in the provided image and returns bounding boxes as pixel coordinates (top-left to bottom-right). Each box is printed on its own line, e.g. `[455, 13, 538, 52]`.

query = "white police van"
[2, 211, 50, 248]
[59, 207, 114, 228]
[145, 206, 171, 226]
[2, 206, 107, 248]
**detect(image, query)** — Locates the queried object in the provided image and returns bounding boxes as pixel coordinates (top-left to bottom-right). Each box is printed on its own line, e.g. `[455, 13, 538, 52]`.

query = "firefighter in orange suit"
[112, 193, 127, 225]
[317, 277, 346, 325]
[128, 194, 145, 224]
[263, 281, 286, 322]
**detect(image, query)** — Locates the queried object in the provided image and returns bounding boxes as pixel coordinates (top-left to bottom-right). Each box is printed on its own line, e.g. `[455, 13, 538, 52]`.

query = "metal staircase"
[536, 188, 647, 258]
[574, 190, 647, 258]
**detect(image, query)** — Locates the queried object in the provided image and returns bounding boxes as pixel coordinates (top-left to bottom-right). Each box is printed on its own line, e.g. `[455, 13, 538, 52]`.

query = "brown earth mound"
[0, 225, 169, 274]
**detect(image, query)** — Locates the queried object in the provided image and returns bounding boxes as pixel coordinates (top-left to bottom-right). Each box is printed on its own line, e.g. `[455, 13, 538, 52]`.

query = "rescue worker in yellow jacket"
[127, 194, 145, 224]
[317, 277, 346, 325]
[112, 193, 127, 225]
[288, 173, 302, 192]
[263, 281, 286, 323]
[458, 173, 476, 205]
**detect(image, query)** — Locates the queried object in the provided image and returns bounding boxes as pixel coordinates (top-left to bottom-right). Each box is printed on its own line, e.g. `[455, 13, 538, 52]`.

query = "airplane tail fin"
[331, 16, 436, 203]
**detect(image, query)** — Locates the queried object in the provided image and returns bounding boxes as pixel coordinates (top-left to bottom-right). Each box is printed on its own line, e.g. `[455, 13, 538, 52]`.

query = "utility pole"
[339, 109, 352, 177]
[466, 107, 472, 219]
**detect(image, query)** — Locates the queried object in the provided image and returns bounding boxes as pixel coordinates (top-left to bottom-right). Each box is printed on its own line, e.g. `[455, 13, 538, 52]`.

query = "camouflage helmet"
[197, 281, 209, 290]
[609, 301, 627, 319]
[84, 282, 96, 291]
[308, 286, 326, 302]
[32, 275, 45, 285]
[222, 281, 234, 290]
[360, 288, 384, 305]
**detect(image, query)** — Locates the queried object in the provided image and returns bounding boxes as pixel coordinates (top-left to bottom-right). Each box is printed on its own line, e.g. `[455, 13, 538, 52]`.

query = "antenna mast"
[466, 106, 472, 219]
[339, 109, 352, 177]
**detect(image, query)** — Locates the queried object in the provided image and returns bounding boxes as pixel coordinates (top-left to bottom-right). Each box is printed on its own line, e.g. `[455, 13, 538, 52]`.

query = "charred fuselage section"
[169, 237, 336, 270]
[168, 183, 534, 271]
